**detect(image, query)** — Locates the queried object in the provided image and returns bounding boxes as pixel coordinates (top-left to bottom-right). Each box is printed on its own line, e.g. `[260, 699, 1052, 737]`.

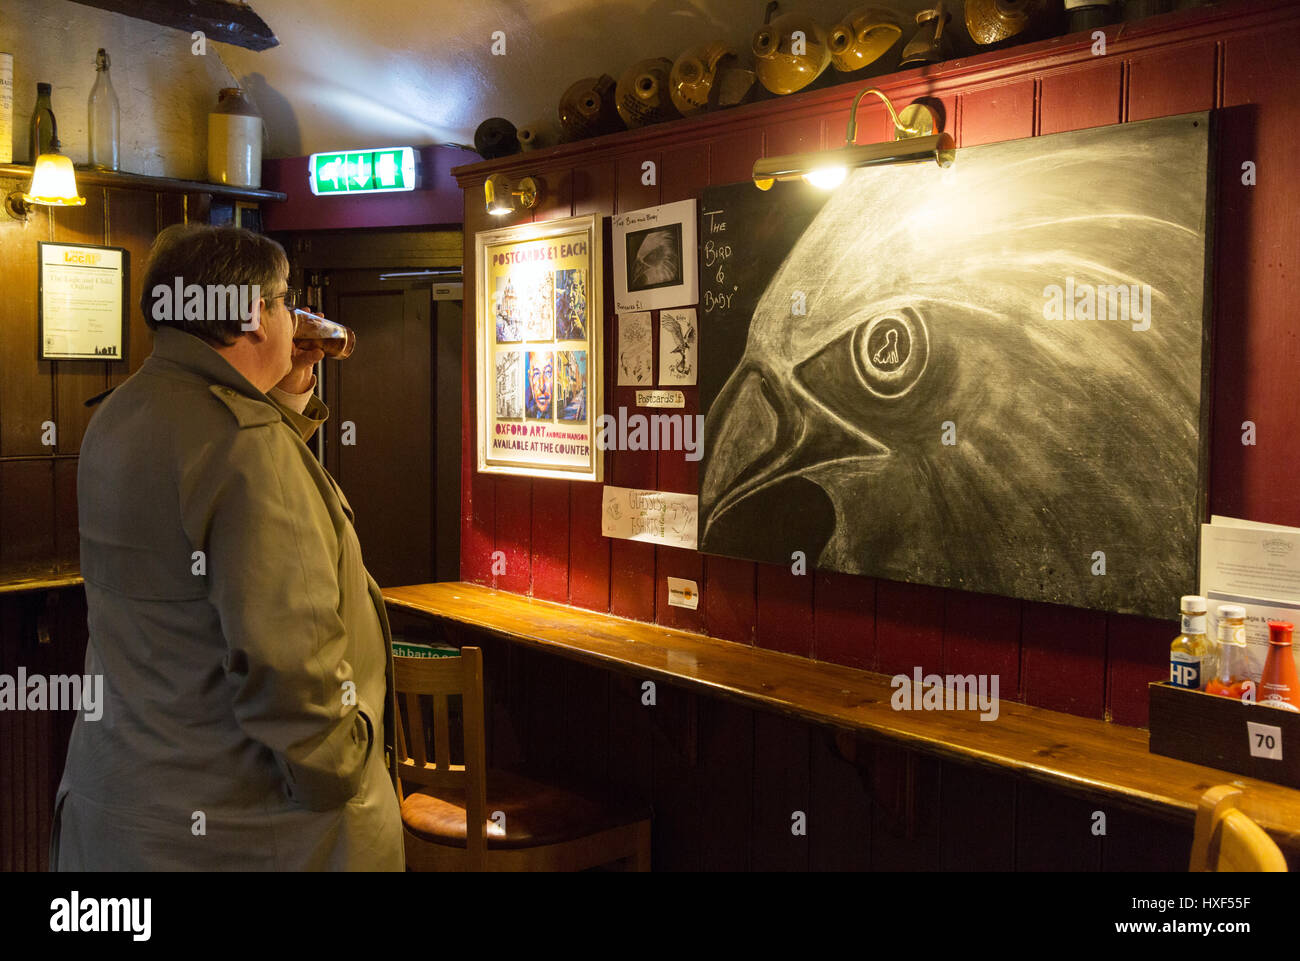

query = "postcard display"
[476, 214, 603, 481]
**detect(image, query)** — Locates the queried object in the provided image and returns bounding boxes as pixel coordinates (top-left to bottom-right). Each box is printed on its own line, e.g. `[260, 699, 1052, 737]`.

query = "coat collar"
[149, 324, 271, 400]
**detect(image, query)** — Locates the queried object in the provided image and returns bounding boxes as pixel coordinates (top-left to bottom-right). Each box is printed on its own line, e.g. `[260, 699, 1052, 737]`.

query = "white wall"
[1, 0, 232, 178]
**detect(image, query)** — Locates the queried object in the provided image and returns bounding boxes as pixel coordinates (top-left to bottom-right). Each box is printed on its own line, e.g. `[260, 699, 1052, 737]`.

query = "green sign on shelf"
[308, 147, 418, 195]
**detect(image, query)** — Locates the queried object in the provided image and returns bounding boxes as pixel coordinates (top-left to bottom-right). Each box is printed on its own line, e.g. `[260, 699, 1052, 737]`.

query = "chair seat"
[401, 769, 650, 850]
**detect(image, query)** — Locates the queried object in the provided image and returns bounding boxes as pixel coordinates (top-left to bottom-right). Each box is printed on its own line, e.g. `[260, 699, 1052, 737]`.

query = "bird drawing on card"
[663, 314, 695, 377]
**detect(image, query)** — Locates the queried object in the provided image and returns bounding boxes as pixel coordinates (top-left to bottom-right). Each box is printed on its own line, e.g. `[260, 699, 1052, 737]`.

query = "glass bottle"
[1259, 621, 1300, 712]
[88, 48, 120, 171]
[28, 81, 55, 163]
[1206, 604, 1249, 700]
[1170, 594, 1210, 690]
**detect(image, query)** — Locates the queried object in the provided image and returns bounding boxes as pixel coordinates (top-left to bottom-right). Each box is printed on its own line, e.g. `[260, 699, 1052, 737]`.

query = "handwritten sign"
[601, 485, 697, 550]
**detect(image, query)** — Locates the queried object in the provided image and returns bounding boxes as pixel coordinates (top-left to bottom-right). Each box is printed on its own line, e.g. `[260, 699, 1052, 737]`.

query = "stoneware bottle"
[900, 4, 953, 67]
[670, 43, 755, 116]
[558, 74, 622, 140]
[751, 7, 832, 95]
[615, 58, 679, 129]
[828, 7, 902, 73]
[207, 87, 262, 188]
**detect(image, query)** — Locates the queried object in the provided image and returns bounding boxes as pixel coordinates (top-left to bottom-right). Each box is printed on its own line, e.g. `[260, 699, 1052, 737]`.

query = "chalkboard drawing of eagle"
[698, 114, 1212, 619]
[662, 311, 696, 381]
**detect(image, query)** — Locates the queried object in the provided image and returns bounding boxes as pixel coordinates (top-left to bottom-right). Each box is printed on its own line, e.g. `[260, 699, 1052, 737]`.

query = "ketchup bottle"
[1259, 621, 1300, 712]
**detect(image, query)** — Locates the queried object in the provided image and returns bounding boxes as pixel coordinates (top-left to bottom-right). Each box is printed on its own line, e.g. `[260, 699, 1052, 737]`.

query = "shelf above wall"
[0, 163, 287, 203]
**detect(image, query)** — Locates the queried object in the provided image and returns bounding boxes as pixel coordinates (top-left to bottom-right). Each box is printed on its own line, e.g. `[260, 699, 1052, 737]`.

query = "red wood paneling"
[813, 571, 875, 669]
[703, 554, 755, 644]
[943, 590, 1022, 698]
[875, 581, 945, 677]
[958, 79, 1036, 146]
[492, 477, 532, 593]
[1106, 614, 1173, 727]
[1217, 22, 1300, 527]
[1127, 42, 1218, 121]
[1039, 60, 1124, 135]
[1021, 602, 1107, 718]
[755, 560, 815, 658]
[530, 479, 570, 602]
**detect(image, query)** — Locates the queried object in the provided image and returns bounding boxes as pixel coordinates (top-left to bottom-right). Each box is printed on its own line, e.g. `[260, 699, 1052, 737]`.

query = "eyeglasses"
[268, 286, 301, 310]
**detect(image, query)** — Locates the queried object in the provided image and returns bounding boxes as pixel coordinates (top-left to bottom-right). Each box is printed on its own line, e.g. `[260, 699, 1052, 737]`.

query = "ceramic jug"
[474, 117, 519, 159]
[965, 0, 1040, 44]
[899, 4, 952, 67]
[751, 7, 831, 95]
[828, 7, 902, 72]
[207, 87, 262, 188]
[558, 74, 623, 140]
[615, 58, 679, 128]
[670, 44, 755, 115]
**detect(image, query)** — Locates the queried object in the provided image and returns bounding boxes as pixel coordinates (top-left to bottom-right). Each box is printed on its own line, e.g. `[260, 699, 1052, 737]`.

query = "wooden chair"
[393, 646, 652, 871]
[1189, 785, 1287, 872]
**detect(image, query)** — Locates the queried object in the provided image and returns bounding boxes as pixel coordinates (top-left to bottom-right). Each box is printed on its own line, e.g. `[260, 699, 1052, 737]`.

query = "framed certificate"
[475, 213, 603, 481]
[38, 242, 129, 361]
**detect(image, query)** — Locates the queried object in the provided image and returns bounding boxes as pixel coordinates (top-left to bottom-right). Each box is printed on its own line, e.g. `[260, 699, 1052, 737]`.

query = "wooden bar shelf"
[0, 572, 84, 595]
[0, 163, 287, 203]
[383, 581, 1300, 847]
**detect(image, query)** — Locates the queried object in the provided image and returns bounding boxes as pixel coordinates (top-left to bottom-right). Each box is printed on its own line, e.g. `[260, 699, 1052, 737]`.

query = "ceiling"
[215, 0, 942, 159]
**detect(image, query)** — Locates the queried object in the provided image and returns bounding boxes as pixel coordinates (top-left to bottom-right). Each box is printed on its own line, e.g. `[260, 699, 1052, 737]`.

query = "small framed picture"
[612, 199, 697, 313]
[38, 242, 129, 361]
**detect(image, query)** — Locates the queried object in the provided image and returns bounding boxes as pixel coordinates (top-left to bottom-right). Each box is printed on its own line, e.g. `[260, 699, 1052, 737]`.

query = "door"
[314, 268, 460, 587]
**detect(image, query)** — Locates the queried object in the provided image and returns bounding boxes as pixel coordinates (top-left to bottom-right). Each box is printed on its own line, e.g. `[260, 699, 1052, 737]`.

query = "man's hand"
[277, 313, 325, 394]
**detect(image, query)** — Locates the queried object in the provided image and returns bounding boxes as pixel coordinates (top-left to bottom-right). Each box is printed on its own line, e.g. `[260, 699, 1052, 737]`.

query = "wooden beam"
[67, 0, 278, 52]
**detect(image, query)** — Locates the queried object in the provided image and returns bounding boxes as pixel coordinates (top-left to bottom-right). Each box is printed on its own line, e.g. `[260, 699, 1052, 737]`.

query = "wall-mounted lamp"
[5, 109, 87, 220]
[485, 173, 541, 216]
[752, 86, 954, 190]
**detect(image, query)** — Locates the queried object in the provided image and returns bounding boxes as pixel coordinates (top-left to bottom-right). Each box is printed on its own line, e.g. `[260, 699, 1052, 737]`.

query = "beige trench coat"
[52, 325, 404, 870]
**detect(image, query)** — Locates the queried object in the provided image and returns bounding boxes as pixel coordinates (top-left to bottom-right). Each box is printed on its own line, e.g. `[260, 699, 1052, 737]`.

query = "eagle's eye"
[793, 306, 930, 414]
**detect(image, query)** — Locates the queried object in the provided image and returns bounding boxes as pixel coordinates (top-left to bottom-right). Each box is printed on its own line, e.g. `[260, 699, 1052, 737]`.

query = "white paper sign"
[659, 308, 697, 386]
[617, 312, 652, 386]
[612, 199, 698, 313]
[39, 243, 126, 360]
[1247, 720, 1283, 760]
[1199, 516, 1300, 679]
[667, 577, 700, 610]
[635, 389, 685, 408]
[601, 485, 697, 550]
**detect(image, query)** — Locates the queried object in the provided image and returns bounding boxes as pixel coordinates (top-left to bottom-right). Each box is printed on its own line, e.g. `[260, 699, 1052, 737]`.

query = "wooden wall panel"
[0, 461, 54, 580]
[813, 570, 875, 669]
[939, 763, 1016, 870]
[958, 79, 1036, 146]
[1039, 60, 1124, 135]
[48, 189, 110, 455]
[755, 561, 814, 658]
[751, 712, 811, 870]
[1021, 603, 1107, 717]
[1014, 782, 1103, 870]
[876, 581, 945, 678]
[1126, 42, 1218, 121]
[1217, 23, 1300, 527]
[0, 202, 53, 458]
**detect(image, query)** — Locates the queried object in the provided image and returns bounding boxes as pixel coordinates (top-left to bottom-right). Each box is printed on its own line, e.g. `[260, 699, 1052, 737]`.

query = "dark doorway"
[280, 228, 462, 587]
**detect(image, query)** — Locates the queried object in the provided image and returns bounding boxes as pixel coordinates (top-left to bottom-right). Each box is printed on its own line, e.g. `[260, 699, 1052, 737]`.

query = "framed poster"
[476, 213, 603, 481]
[612, 199, 697, 313]
[38, 242, 129, 361]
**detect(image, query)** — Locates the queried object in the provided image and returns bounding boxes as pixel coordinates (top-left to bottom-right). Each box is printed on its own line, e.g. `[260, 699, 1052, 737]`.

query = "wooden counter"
[383, 581, 1300, 847]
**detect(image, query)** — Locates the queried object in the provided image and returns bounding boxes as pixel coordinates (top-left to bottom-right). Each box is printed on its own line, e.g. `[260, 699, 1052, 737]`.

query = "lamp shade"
[24, 153, 86, 206]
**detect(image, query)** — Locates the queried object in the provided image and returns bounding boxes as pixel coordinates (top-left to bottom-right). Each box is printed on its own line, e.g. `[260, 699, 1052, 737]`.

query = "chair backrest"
[1189, 785, 1287, 872]
[392, 647, 488, 869]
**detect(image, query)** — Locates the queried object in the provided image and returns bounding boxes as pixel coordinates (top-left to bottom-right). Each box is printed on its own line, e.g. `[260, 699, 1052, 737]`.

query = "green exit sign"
[308, 147, 419, 195]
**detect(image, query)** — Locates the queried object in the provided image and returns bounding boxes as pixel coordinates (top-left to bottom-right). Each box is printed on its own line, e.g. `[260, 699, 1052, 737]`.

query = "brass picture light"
[752, 86, 954, 190]
[485, 173, 541, 216]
